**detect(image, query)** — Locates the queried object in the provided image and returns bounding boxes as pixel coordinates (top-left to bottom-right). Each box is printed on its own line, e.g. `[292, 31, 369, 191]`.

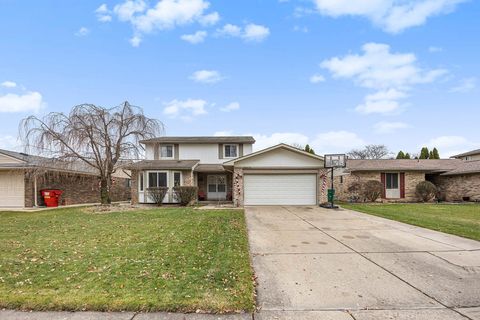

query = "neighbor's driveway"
[246, 206, 480, 320]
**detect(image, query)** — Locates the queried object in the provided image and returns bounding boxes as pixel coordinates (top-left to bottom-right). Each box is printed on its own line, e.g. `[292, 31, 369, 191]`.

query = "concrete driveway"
[246, 206, 480, 320]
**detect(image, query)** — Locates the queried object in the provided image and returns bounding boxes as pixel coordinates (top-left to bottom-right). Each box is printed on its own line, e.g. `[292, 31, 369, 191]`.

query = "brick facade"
[431, 174, 480, 202]
[233, 168, 244, 207]
[24, 170, 131, 207]
[331, 171, 425, 202]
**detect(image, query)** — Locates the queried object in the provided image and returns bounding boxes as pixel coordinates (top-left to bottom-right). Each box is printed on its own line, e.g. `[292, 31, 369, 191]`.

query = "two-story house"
[128, 136, 255, 204]
[127, 136, 328, 206]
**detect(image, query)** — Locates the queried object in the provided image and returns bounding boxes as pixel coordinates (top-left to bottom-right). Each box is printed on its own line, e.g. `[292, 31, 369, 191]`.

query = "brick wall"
[233, 168, 244, 207]
[330, 171, 425, 202]
[431, 173, 480, 201]
[24, 170, 131, 207]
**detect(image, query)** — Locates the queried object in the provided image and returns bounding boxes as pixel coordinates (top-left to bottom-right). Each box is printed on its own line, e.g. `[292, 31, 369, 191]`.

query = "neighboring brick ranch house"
[332, 158, 480, 202]
[0, 149, 131, 208]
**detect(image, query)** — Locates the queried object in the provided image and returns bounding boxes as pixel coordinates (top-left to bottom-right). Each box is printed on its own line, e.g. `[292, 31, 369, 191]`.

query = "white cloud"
[213, 130, 233, 136]
[181, 30, 207, 44]
[423, 135, 479, 158]
[312, 0, 467, 33]
[216, 130, 366, 154]
[95, 4, 112, 22]
[114, 0, 147, 21]
[199, 12, 219, 26]
[321, 43, 446, 114]
[356, 88, 407, 114]
[310, 74, 325, 83]
[220, 102, 240, 112]
[374, 121, 409, 134]
[243, 24, 270, 42]
[163, 98, 208, 120]
[251, 133, 310, 151]
[113, 0, 219, 46]
[450, 77, 476, 93]
[129, 35, 142, 47]
[428, 46, 443, 53]
[1, 81, 17, 88]
[293, 25, 309, 33]
[189, 70, 223, 84]
[0, 91, 45, 113]
[216, 24, 242, 37]
[216, 23, 270, 42]
[312, 130, 366, 154]
[0, 135, 20, 151]
[75, 27, 90, 37]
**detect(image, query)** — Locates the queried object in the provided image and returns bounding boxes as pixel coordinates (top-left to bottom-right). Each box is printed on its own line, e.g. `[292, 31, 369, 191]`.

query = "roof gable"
[224, 144, 324, 168]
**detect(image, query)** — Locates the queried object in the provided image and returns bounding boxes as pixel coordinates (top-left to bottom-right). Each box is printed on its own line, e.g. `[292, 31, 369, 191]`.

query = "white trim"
[223, 143, 324, 165]
[159, 144, 174, 159]
[224, 144, 239, 159]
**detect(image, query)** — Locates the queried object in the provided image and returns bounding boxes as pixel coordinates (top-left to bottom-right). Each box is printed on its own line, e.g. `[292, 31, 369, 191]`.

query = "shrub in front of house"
[147, 187, 169, 206]
[362, 180, 384, 202]
[347, 181, 363, 202]
[173, 186, 198, 206]
[415, 181, 438, 202]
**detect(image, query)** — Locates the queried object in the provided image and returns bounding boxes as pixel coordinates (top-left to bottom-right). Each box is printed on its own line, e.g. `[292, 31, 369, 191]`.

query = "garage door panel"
[0, 171, 25, 207]
[244, 174, 316, 206]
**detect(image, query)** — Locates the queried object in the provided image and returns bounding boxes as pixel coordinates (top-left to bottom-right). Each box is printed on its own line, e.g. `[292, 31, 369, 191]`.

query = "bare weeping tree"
[347, 144, 391, 159]
[20, 101, 163, 204]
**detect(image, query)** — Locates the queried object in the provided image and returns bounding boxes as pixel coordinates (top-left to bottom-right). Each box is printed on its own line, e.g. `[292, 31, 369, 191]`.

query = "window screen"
[386, 173, 399, 189]
[160, 145, 173, 158]
[224, 145, 237, 158]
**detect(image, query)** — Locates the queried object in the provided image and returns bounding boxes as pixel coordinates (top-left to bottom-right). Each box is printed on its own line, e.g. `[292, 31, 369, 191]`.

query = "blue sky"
[0, 0, 479, 157]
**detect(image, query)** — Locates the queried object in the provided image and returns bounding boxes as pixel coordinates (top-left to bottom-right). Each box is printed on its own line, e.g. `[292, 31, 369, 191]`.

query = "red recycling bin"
[41, 189, 63, 207]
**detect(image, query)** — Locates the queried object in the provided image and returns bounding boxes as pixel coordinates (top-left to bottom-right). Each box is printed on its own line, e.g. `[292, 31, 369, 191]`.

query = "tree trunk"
[100, 175, 111, 205]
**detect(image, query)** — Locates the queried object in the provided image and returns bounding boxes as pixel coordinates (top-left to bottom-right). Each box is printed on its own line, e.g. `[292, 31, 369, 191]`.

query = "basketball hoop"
[322, 154, 346, 209]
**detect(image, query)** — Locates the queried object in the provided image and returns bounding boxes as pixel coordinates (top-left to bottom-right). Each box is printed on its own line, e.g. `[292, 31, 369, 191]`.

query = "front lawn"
[341, 203, 480, 241]
[0, 207, 254, 312]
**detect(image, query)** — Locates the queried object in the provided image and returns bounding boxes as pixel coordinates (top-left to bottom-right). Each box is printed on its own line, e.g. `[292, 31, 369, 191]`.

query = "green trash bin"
[327, 189, 335, 203]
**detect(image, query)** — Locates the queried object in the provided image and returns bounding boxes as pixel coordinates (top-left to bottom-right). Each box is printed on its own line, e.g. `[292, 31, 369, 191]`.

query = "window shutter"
[218, 144, 224, 159]
[400, 172, 405, 198]
[239, 144, 244, 157]
[153, 143, 160, 160]
[380, 173, 386, 198]
[174, 144, 179, 160]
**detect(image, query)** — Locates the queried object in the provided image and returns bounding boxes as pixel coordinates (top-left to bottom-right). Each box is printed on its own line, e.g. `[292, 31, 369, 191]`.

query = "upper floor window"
[224, 144, 238, 158]
[160, 145, 173, 158]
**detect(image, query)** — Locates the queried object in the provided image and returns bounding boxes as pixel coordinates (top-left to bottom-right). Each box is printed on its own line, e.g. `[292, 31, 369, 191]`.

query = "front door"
[385, 173, 400, 198]
[207, 175, 227, 200]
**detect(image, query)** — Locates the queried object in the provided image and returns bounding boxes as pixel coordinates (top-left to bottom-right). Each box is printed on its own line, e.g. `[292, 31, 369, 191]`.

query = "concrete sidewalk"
[246, 206, 480, 320]
[0, 310, 252, 320]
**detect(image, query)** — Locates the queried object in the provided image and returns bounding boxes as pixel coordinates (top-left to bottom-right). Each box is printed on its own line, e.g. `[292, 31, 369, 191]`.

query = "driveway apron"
[245, 206, 480, 320]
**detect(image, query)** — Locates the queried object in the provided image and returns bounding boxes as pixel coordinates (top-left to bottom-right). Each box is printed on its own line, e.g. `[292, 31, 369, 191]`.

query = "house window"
[126, 178, 131, 188]
[173, 172, 182, 187]
[139, 173, 144, 191]
[148, 172, 168, 188]
[224, 144, 238, 158]
[340, 176, 344, 184]
[386, 173, 399, 189]
[160, 145, 173, 158]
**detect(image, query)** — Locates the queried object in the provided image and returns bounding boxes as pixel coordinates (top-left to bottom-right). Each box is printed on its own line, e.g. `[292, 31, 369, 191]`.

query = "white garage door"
[244, 174, 317, 205]
[0, 171, 25, 207]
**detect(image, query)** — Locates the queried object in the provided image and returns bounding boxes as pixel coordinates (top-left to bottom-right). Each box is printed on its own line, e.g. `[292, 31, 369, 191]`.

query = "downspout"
[34, 175, 38, 207]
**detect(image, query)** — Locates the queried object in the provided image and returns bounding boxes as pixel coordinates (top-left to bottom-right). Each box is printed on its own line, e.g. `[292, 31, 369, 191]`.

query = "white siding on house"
[179, 144, 223, 163]
[235, 148, 323, 168]
[145, 144, 155, 160]
[0, 153, 24, 164]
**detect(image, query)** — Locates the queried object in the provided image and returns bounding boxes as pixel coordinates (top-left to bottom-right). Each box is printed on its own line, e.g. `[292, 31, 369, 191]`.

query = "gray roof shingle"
[451, 149, 480, 158]
[346, 159, 462, 172]
[441, 160, 480, 176]
[140, 136, 255, 144]
[125, 160, 199, 170]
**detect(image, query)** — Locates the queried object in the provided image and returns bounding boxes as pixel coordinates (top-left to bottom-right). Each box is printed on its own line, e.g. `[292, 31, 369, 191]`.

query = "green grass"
[0, 207, 254, 312]
[341, 203, 480, 241]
